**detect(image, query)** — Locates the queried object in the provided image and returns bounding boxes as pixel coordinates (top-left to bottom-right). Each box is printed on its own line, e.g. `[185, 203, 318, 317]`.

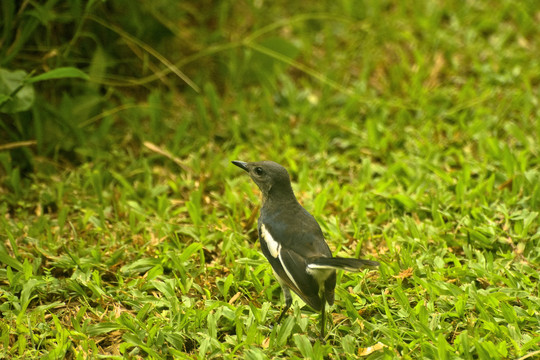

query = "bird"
[232, 160, 379, 340]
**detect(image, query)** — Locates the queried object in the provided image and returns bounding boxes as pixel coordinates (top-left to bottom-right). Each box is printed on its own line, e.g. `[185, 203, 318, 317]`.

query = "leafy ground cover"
[1, 1, 539, 359]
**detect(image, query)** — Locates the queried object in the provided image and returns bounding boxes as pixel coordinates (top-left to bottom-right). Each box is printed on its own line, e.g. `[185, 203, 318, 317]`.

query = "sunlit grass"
[1, 0, 539, 359]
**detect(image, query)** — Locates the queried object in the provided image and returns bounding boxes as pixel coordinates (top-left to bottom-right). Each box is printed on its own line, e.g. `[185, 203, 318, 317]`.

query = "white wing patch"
[261, 224, 280, 258]
[261, 224, 301, 290]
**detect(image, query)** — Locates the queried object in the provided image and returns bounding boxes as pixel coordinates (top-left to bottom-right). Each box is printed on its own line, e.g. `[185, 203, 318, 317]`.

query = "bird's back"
[260, 201, 332, 259]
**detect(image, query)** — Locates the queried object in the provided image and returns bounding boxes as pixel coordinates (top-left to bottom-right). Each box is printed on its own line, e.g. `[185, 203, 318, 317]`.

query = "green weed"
[1, 0, 539, 359]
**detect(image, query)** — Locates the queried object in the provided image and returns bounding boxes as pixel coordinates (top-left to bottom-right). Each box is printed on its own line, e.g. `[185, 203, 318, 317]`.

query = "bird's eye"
[255, 167, 264, 176]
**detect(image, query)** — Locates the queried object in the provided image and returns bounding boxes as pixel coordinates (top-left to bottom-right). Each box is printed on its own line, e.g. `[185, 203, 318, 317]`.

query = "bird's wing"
[258, 216, 330, 311]
[266, 206, 332, 257]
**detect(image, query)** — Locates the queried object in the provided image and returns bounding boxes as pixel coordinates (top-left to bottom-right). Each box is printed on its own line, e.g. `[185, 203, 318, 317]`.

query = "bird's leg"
[319, 303, 326, 341]
[276, 286, 292, 324]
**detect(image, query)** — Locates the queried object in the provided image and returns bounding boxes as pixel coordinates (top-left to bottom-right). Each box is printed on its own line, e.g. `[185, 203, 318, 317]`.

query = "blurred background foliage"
[2, 0, 537, 178]
[2, 0, 319, 167]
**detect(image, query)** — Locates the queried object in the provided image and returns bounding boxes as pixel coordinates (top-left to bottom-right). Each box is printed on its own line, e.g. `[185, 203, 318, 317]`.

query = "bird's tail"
[307, 257, 380, 272]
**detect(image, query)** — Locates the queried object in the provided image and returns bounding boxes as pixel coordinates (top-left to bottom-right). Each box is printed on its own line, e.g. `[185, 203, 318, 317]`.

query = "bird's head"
[232, 160, 293, 201]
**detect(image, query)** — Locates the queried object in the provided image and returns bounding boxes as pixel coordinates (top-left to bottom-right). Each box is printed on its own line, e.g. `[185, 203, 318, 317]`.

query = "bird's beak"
[232, 160, 249, 172]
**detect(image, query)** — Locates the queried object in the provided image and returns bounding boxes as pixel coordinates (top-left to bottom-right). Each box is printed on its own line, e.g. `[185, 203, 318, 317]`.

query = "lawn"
[0, 1, 539, 359]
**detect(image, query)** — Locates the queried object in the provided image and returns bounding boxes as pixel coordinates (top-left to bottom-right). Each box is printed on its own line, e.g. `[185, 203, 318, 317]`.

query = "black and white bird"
[232, 160, 379, 339]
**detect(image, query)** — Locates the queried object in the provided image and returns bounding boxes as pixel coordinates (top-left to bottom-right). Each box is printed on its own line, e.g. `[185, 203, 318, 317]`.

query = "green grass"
[1, 0, 539, 359]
